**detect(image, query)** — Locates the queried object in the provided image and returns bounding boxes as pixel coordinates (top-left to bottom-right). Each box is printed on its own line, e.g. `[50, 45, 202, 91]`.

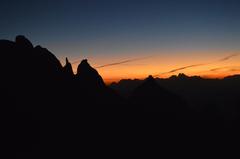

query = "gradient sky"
[1, 0, 240, 82]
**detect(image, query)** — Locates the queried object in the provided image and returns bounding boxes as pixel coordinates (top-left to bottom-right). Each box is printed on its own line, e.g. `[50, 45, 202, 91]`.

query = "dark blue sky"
[1, 0, 240, 80]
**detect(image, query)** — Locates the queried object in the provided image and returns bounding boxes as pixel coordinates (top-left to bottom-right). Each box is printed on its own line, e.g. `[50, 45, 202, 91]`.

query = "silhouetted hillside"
[1, 36, 239, 158]
[76, 59, 106, 89]
[110, 73, 240, 121]
[72, 59, 125, 112]
[1, 36, 239, 120]
[129, 75, 187, 113]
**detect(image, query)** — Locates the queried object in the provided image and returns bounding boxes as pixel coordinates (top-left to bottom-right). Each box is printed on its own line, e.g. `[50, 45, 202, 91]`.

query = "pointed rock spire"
[66, 57, 69, 64]
[63, 57, 74, 77]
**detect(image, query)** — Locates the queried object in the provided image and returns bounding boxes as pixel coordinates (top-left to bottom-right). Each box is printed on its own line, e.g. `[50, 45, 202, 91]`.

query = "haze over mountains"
[1, 36, 240, 157]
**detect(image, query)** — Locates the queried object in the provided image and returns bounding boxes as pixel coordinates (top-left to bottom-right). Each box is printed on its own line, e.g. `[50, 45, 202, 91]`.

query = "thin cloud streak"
[210, 66, 240, 72]
[210, 66, 230, 72]
[71, 56, 153, 67]
[95, 56, 153, 69]
[217, 53, 239, 62]
[191, 66, 240, 75]
[166, 63, 206, 74]
[155, 53, 239, 77]
[154, 63, 208, 77]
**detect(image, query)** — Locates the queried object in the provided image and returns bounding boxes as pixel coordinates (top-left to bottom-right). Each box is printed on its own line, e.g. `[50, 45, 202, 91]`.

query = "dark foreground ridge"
[1, 36, 239, 157]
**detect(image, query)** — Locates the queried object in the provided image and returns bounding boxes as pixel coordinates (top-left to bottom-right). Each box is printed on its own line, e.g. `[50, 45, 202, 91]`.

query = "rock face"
[76, 59, 105, 89]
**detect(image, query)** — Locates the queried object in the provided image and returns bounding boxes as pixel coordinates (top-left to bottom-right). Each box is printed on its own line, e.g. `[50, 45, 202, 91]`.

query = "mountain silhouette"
[111, 73, 240, 121]
[129, 75, 188, 114]
[15, 35, 34, 49]
[76, 59, 106, 89]
[0, 36, 68, 155]
[1, 35, 63, 83]
[1, 36, 240, 157]
[63, 57, 74, 79]
[168, 73, 202, 80]
[72, 59, 125, 112]
[1, 35, 236, 120]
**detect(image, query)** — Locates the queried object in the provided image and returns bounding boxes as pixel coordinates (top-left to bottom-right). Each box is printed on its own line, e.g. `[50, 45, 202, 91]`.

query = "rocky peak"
[142, 75, 158, 87]
[15, 35, 33, 49]
[177, 73, 188, 79]
[76, 59, 106, 88]
[77, 59, 91, 75]
[145, 75, 155, 82]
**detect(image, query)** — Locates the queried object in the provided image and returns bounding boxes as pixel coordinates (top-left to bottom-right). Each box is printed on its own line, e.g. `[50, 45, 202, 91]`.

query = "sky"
[1, 0, 240, 83]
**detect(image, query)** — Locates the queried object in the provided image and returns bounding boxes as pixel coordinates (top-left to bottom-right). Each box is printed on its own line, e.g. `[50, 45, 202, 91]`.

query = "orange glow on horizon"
[63, 49, 240, 84]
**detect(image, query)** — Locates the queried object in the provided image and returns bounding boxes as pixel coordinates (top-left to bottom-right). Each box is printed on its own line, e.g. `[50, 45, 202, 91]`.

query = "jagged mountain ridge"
[2, 36, 240, 155]
[1, 35, 239, 117]
[0, 36, 126, 113]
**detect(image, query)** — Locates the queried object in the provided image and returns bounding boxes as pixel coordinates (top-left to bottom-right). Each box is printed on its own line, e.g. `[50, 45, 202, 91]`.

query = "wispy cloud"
[210, 66, 240, 72]
[95, 56, 153, 69]
[70, 56, 153, 68]
[155, 53, 239, 77]
[209, 66, 229, 72]
[217, 53, 239, 62]
[162, 63, 206, 75]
